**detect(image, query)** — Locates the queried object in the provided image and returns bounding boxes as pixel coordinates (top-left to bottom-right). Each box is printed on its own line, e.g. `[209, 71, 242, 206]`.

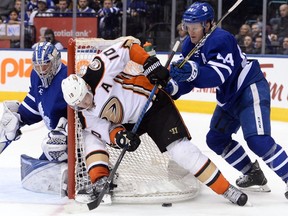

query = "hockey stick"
[85, 41, 181, 211]
[178, 0, 243, 68]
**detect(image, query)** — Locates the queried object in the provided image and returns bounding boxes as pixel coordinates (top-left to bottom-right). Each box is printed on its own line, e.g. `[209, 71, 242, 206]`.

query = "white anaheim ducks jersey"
[81, 40, 156, 145]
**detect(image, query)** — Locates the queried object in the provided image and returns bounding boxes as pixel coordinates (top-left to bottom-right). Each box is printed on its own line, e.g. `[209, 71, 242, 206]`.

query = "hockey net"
[67, 37, 200, 203]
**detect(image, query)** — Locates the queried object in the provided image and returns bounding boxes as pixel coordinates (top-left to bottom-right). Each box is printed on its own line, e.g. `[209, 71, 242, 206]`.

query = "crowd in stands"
[0, 0, 287, 55]
[234, 3, 288, 55]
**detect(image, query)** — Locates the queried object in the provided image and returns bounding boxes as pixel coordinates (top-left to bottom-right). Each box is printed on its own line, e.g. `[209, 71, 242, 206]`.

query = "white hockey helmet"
[61, 74, 92, 110]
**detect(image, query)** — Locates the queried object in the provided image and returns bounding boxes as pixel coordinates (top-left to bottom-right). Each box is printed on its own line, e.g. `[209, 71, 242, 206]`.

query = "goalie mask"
[61, 74, 94, 111]
[182, 2, 214, 30]
[32, 42, 61, 88]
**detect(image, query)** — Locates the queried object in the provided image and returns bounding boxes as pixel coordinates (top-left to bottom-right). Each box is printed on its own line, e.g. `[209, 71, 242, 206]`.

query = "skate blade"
[64, 194, 112, 213]
[239, 184, 271, 193]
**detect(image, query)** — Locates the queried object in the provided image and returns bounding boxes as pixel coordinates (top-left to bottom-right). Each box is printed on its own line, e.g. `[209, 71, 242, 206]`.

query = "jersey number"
[217, 53, 234, 66]
[103, 48, 119, 61]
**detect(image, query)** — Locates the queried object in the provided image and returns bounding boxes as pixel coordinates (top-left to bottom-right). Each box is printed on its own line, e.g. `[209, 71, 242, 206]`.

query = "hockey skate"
[236, 160, 271, 192]
[223, 184, 248, 206]
[76, 176, 116, 204]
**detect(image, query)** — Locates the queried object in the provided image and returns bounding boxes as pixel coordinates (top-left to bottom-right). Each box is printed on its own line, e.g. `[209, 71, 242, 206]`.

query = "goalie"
[61, 38, 248, 206]
[0, 42, 68, 195]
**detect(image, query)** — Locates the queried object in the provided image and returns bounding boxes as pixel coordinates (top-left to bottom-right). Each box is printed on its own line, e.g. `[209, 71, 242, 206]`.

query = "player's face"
[34, 62, 52, 77]
[185, 23, 205, 44]
[77, 91, 94, 111]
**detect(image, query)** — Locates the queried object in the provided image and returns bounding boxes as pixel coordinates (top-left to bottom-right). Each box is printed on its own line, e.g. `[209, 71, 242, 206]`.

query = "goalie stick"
[70, 41, 180, 212]
[178, 0, 243, 68]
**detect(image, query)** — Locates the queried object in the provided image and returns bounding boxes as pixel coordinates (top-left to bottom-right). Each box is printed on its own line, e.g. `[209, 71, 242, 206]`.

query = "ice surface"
[0, 102, 287, 216]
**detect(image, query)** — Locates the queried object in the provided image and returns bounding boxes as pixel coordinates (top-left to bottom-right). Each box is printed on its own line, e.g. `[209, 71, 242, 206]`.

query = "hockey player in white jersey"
[61, 38, 248, 206]
[0, 42, 68, 194]
[167, 2, 288, 198]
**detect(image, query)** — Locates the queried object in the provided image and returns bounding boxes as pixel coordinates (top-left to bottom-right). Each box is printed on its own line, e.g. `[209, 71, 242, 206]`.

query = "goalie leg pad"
[21, 154, 67, 195]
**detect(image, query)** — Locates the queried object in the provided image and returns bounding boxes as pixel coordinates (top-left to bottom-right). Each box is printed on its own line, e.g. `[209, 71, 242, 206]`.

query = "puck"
[162, 203, 172, 207]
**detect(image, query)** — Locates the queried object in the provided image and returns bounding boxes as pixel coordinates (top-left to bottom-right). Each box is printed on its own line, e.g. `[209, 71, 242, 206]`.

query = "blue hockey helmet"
[182, 2, 214, 24]
[32, 41, 61, 88]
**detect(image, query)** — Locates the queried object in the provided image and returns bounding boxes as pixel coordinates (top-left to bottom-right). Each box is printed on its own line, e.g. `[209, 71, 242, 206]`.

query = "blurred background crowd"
[0, 0, 288, 55]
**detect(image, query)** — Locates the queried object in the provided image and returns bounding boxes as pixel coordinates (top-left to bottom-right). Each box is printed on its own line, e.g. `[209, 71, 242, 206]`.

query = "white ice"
[0, 103, 287, 216]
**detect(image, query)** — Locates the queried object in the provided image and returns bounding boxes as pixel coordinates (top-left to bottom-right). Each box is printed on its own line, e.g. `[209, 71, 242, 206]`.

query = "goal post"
[67, 37, 76, 199]
[66, 37, 201, 203]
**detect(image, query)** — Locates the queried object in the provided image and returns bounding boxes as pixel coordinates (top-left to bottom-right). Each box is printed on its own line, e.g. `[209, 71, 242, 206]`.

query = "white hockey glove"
[170, 60, 199, 83]
[0, 101, 22, 143]
[42, 117, 68, 162]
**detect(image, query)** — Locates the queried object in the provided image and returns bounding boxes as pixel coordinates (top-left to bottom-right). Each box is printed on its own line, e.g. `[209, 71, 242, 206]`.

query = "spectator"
[127, 0, 148, 39]
[26, 0, 38, 13]
[32, 28, 64, 50]
[242, 35, 254, 54]
[173, 23, 188, 52]
[251, 23, 262, 41]
[44, 28, 64, 50]
[29, 0, 55, 25]
[270, 4, 288, 43]
[89, 0, 102, 12]
[234, 24, 251, 48]
[14, 0, 30, 25]
[77, 0, 96, 17]
[3, 9, 21, 48]
[54, 0, 72, 17]
[252, 36, 272, 54]
[3, 9, 20, 24]
[0, 0, 14, 22]
[267, 33, 280, 54]
[277, 36, 288, 55]
[97, 0, 121, 39]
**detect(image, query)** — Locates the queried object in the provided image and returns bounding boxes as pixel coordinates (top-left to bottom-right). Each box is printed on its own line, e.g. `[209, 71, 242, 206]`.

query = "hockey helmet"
[32, 41, 61, 88]
[61, 74, 93, 110]
[182, 2, 214, 24]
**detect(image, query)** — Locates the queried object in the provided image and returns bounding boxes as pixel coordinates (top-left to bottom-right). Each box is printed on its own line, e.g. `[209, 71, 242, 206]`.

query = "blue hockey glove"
[164, 79, 179, 96]
[170, 60, 199, 83]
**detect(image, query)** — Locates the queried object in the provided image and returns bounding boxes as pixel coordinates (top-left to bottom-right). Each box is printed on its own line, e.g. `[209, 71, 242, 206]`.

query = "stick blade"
[172, 40, 180, 52]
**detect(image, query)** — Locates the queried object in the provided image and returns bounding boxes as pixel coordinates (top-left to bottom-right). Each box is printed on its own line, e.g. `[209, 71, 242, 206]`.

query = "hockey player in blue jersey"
[167, 2, 288, 199]
[0, 42, 68, 194]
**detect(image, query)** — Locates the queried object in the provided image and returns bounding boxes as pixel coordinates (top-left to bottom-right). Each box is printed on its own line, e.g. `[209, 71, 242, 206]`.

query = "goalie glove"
[170, 59, 199, 83]
[0, 100, 22, 142]
[143, 57, 170, 87]
[0, 128, 12, 154]
[42, 117, 68, 161]
[109, 125, 141, 152]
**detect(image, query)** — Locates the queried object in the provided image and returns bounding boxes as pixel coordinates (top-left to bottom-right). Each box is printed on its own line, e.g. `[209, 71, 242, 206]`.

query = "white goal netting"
[68, 37, 200, 204]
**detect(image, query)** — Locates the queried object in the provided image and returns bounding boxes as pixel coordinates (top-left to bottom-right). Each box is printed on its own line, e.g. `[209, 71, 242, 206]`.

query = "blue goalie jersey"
[179, 27, 265, 110]
[18, 64, 67, 130]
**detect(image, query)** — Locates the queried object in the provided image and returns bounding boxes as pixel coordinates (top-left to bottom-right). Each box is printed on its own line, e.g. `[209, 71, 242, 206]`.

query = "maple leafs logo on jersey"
[202, 6, 208, 13]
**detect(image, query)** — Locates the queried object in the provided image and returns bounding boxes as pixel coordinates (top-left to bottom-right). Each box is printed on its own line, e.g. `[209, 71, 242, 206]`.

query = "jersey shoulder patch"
[88, 57, 102, 71]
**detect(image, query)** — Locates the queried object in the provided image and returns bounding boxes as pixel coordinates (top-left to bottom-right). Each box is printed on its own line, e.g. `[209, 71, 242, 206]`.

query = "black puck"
[162, 203, 172, 207]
